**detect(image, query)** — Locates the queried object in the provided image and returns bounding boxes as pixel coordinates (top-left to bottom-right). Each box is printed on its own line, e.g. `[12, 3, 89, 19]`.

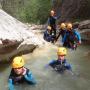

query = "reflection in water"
[0, 44, 90, 90]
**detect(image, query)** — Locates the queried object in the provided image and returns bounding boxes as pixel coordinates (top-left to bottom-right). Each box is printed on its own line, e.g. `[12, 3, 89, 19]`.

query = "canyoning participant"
[46, 47, 72, 73]
[8, 56, 36, 90]
[48, 10, 57, 38]
[73, 22, 79, 30]
[62, 23, 81, 50]
[55, 23, 67, 42]
[73, 22, 81, 45]
[44, 26, 55, 43]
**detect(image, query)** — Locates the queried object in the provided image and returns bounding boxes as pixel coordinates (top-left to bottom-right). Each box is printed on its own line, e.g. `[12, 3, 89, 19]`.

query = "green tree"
[1, 0, 51, 24]
[22, 0, 52, 24]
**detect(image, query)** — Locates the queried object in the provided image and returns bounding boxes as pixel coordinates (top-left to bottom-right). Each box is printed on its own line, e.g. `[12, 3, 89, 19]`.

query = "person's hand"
[77, 41, 81, 45]
[22, 67, 27, 75]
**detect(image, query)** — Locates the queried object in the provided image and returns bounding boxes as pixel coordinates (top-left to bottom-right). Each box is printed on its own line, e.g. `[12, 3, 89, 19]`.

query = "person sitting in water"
[62, 23, 81, 50]
[43, 26, 55, 43]
[8, 56, 36, 90]
[46, 47, 72, 73]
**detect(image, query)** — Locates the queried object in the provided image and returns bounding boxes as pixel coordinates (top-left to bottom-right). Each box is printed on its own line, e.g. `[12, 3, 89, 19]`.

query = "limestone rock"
[0, 9, 46, 61]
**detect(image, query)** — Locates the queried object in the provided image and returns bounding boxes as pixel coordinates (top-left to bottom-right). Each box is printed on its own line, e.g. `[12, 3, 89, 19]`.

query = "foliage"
[1, 0, 52, 24]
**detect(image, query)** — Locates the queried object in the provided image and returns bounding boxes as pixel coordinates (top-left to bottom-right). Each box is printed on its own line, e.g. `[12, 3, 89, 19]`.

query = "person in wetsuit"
[8, 56, 36, 90]
[43, 26, 55, 43]
[62, 23, 81, 50]
[55, 23, 67, 42]
[46, 47, 72, 73]
[48, 10, 57, 38]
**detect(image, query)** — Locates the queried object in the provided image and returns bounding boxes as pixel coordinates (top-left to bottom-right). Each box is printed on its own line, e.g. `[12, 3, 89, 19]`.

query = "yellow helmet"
[57, 47, 67, 56]
[12, 56, 24, 68]
[67, 23, 72, 30]
[60, 23, 66, 29]
[47, 26, 51, 30]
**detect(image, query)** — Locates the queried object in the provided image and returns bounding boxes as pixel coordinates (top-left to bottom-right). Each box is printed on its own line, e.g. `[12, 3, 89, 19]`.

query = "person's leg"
[8, 79, 15, 90]
[63, 42, 68, 47]
[54, 29, 56, 37]
[52, 25, 56, 37]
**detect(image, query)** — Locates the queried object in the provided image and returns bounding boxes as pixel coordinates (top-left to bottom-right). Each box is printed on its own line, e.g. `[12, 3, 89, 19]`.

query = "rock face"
[53, 0, 90, 22]
[0, 9, 46, 61]
[79, 20, 90, 44]
[79, 20, 90, 30]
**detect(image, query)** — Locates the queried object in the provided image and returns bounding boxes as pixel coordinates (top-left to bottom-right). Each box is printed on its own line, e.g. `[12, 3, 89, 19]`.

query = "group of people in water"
[8, 10, 81, 90]
[8, 47, 72, 90]
[44, 10, 81, 50]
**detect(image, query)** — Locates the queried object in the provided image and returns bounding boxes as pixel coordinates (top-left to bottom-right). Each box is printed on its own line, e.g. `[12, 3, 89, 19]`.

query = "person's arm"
[8, 79, 15, 90]
[8, 69, 15, 90]
[62, 33, 67, 43]
[24, 71, 36, 85]
[54, 15, 61, 20]
[55, 31, 61, 42]
[49, 60, 55, 65]
[74, 31, 81, 44]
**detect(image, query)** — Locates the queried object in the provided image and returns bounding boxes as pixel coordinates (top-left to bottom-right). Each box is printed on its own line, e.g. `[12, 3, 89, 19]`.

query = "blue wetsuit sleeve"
[24, 71, 36, 85]
[8, 79, 14, 90]
[62, 33, 67, 43]
[64, 59, 72, 71]
[74, 31, 81, 41]
[49, 60, 55, 65]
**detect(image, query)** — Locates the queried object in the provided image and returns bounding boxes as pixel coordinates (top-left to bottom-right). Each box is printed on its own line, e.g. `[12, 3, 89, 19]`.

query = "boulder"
[0, 9, 46, 61]
[79, 20, 90, 30]
[79, 20, 90, 44]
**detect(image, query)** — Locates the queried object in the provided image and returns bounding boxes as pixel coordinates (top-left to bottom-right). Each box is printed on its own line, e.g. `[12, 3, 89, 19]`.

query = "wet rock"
[26, 23, 45, 30]
[0, 9, 46, 61]
[79, 20, 90, 44]
[53, 0, 90, 22]
[79, 20, 90, 30]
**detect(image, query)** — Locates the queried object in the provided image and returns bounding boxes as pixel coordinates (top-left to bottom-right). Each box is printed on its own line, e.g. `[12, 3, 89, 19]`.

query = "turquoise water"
[0, 44, 90, 90]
